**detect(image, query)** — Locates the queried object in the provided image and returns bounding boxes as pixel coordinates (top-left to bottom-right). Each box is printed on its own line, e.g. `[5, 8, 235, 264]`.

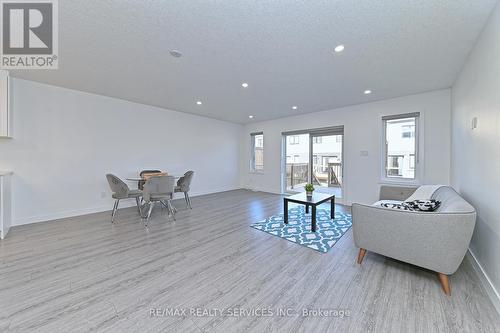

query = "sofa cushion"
[373, 200, 403, 206]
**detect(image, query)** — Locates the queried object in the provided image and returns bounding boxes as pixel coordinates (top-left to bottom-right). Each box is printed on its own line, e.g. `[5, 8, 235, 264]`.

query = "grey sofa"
[352, 185, 476, 296]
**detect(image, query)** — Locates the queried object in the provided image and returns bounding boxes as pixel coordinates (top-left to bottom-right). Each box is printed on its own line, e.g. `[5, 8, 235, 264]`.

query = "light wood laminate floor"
[0, 190, 498, 332]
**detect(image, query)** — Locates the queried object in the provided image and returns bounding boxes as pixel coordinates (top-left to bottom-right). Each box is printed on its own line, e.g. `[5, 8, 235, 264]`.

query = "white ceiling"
[11, 0, 499, 124]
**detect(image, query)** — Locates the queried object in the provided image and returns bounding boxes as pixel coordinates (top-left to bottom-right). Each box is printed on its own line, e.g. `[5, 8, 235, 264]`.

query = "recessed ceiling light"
[169, 50, 182, 58]
[364, 90, 372, 95]
[248, 115, 254, 119]
[242, 83, 249, 88]
[334, 45, 345, 53]
[196, 101, 202, 105]
[292, 106, 298, 110]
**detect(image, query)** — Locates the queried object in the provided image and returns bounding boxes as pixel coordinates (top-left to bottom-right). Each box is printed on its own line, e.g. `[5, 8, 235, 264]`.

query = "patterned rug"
[251, 206, 352, 253]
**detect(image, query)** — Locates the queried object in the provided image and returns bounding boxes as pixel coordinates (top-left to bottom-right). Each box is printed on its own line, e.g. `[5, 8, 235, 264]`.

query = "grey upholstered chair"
[142, 175, 176, 225]
[106, 174, 143, 223]
[353, 186, 476, 296]
[174, 171, 194, 208]
[138, 169, 162, 190]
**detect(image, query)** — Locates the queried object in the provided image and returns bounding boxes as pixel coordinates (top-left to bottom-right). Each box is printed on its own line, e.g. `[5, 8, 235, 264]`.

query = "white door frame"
[281, 127, 345, 203]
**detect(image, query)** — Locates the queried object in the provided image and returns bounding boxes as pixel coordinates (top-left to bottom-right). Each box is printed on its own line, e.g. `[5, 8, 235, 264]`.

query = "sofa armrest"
[352, 203, 476, 274]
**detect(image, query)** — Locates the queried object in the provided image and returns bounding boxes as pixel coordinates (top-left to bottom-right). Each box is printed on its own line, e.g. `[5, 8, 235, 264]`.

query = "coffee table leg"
[311, 205, 316, 232]
[331, 196, 335, 219]
[284, 199, 288, 224]
[305, 204, 309, 214]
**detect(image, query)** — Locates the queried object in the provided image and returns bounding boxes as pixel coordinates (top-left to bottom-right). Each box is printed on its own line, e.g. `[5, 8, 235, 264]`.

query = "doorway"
[283, 127, 344, 198]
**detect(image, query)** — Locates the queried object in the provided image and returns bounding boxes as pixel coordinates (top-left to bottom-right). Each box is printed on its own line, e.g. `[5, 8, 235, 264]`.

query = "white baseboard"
[466, 249, 500, 315]
[243, 186, 283, 195]
[12, 186, 241, 227]
[12, 204, 118, 226]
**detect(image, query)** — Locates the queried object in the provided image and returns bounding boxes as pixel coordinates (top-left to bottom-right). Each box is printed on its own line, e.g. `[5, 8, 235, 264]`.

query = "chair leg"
[438, 273, 451, 296]
[185, 192, 192, 209]
[167, 200, 176, 221]
[111, 199, 120, 223]
[357, 248, 367, 264]
[146, 202, 154, 220]
[169, 194, 177, 213]
[135, 197, 142, 216]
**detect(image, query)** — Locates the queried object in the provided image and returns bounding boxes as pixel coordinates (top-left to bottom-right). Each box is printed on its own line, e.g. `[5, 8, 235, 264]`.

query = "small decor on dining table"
[141, 171, 168, 179]
[304, 183, 315, 197]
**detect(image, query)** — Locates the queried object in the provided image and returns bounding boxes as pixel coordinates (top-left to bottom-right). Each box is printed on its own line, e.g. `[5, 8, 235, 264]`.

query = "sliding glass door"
[284, 133, 310, 192]
[283, 127, 344, 198]
[311, 134, 343, 197]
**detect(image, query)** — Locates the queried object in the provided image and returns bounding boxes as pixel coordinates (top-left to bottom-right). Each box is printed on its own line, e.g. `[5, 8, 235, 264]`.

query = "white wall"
[240, 89, 451, 205]
[451, 2, 500, 309]
[0, 79, 242, 225]
[0, 79, 452, 225]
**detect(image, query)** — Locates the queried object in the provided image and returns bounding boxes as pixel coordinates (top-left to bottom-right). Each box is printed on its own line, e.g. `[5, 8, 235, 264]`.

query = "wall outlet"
[360, 150, 369, 157]
[471, 117, 478, 130]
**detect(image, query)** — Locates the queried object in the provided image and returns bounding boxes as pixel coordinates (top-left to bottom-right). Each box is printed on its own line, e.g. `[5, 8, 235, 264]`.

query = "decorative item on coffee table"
[305, 183, 315, 197]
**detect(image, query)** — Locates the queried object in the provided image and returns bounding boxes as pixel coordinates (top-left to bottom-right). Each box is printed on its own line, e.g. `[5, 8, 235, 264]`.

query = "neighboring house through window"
[289, 135, 300, 145]
[250, 132, 264, 172]
[382, 113, 420, 181]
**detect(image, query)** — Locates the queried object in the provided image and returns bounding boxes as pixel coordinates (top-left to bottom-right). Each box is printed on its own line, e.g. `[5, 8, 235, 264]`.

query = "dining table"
[125, 174, 182, 184]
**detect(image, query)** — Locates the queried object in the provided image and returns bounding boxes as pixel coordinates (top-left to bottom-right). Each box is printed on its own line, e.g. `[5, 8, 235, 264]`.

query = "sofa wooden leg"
[438, 273, 451, 296]
[357, 248, 367, 264]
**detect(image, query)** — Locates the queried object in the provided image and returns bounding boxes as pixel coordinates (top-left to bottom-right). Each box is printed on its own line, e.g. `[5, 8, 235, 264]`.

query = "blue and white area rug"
[251, 206, 352, 253]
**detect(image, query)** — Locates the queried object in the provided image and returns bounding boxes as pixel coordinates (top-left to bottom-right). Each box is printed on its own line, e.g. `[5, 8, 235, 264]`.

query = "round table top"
[126, 175, 181, 181]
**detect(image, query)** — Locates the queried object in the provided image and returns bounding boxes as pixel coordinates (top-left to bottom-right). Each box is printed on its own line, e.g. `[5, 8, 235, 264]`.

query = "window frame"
[250, 132, 264, 173]
[381, 112, 421, 184]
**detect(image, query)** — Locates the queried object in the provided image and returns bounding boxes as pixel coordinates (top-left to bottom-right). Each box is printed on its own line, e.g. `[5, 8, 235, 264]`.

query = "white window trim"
[250, 132, 264, 173]
[380, 112, 424, 185]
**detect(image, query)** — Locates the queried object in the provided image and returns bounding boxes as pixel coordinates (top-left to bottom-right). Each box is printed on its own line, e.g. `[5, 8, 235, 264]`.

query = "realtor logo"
[0, 0, 58, 69]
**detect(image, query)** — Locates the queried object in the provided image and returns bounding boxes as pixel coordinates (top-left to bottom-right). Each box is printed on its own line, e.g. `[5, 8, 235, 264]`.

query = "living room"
[0, 1, 499, 332]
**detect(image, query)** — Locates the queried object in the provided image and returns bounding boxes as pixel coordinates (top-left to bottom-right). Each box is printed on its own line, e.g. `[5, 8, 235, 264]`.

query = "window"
[289, 135, 300, 145]
[250, 132, 264, 172]
[382, 113, 419, 180]
[313, 137, 322, 144]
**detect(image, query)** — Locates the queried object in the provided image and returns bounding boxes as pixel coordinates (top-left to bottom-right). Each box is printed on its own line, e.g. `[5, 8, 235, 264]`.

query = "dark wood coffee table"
[284, 192, 335, 232]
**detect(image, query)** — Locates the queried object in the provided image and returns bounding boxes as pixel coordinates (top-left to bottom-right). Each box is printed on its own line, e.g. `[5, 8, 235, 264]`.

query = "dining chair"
[174, 171, 194, 209]
[142, 175, 176, 225]
[106, 174, 143, 223]
[138, 169, 162, 190]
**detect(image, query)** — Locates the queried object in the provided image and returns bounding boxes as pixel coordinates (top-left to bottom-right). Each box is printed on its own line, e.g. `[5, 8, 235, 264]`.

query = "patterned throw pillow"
[380, 200, 441, 212]
[380, 202, 416, 211]
[407, 199, 441, 212]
